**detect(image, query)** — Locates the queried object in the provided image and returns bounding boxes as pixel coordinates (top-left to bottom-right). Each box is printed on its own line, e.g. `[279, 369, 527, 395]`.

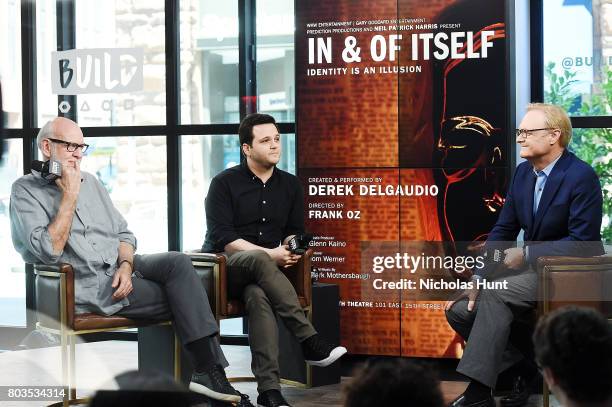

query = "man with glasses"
[203, 113, 346, 407]
[9, 117, 253, 406]
[445, 103, 604, 407]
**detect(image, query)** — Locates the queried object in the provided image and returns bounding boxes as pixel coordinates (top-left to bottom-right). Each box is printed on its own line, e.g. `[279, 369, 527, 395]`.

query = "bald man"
[9, 118, 253, 406]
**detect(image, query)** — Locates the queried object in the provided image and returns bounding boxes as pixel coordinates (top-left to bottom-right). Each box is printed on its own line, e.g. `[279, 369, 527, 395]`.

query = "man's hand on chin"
[56, 160, 82, 197]
[503, 247, 525, 270]
[112, 263, 133, 300]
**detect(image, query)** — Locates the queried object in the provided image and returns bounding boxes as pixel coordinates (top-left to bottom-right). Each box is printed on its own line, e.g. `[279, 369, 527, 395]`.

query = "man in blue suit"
[445, 103, 604, 407]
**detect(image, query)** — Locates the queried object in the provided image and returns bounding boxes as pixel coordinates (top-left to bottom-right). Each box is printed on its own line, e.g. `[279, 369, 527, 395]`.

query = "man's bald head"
[37, 117, 85, 165]
[37, 117, 83, 150]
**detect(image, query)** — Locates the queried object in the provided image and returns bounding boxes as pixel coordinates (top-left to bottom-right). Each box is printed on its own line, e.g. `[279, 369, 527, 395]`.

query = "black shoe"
[301, 334, 347, 367]
[448, 394, 495, 407]
[500, 376, 531, 407]
[237, 391, 255, 407]
[189, 364, 241, 403]
[257, 389, 291, 407]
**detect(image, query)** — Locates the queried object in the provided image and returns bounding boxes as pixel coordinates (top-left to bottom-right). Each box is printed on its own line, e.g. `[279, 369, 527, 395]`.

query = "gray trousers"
[116, 251, 228, 367]
[227, 250, 317, 393]
[445, 269, 537, 388]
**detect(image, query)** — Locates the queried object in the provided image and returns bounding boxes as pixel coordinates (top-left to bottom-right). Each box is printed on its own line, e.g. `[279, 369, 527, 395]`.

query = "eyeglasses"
[47, 138, 90, 153]
[515, 128, 556, 139]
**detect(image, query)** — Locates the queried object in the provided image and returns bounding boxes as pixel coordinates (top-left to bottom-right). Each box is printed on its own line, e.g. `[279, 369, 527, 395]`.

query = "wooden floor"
[0, 340, 557, 406]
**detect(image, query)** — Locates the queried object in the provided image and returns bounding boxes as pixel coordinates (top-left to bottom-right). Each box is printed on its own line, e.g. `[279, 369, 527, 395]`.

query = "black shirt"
[202, 161, 305, 252]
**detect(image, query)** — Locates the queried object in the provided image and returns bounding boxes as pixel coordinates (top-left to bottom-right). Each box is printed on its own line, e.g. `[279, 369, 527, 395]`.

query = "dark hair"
[89, 390, 195, 407]
[113, 370, 185, 392]
[533, 306, 612, 404]
[343, 359, 443, 407]
[88, 370, 208, 407]
[238, 113, 278, 147]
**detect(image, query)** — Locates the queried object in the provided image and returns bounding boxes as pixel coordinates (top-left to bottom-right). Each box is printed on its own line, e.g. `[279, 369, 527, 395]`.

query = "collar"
[31, 169, 57, 186]
[240, 159, 277, 182]
[533, 152, 563, 177]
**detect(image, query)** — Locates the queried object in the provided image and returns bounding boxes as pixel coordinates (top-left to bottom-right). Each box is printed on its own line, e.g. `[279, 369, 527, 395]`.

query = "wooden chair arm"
[537, 255, 612, 268]
[536, 255, 612, 317]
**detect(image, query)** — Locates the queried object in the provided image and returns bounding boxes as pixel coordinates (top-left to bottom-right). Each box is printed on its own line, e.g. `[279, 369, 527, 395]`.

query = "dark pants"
[445, 269, 537, 388]
[117, 251, 228, 367]
[227, 250, 317, 393]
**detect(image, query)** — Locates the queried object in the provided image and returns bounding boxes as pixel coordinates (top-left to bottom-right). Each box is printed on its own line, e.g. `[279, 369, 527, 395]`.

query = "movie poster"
[296, 0, 511, 356]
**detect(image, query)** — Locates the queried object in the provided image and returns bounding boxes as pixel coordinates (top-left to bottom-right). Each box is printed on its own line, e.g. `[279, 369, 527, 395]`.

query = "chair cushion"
[73, 313, 166, 331]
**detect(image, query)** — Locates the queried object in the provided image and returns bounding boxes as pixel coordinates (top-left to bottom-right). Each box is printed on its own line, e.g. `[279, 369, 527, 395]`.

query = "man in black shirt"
[203, 113, 346, 407]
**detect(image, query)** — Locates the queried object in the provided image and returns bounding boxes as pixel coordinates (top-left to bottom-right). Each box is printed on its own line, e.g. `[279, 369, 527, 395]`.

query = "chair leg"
[60, 331, 69, 407]
[543, 380, 549, 407]
[305, 307, 312, 388]
[173, 332, 181, 381]
[69, 336, 76, 400]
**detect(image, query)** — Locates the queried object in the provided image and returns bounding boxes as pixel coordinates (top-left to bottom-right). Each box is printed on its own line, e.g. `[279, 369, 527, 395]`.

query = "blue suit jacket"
[478, 149, 604, 275]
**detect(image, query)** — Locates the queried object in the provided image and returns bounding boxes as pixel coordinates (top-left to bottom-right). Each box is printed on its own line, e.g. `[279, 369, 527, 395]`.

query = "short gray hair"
[36, 120, 56, 150]
[526, 103, 572, 147]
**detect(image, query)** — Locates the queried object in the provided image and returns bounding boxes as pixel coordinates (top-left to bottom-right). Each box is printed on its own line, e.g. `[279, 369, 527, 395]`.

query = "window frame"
[1, 0, 298, 347]
[531, 0, 612, 130]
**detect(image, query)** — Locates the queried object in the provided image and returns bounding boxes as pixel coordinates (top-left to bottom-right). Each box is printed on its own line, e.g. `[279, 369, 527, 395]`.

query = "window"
[80, 136, 169, 253]
[75, 0, 166, 126]
[180, 1, 239, 124]
[0, 139, 25, 327]
[0, 0, 22, 128]
[543, 0, 610, 116]
[256, 0, 295, 122]
[36, 0, 58, 126]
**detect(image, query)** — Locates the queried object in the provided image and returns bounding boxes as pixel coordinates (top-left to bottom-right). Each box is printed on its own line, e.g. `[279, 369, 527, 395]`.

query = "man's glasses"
[47, 138, 90, 153]
[515, 128, 555, 139]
